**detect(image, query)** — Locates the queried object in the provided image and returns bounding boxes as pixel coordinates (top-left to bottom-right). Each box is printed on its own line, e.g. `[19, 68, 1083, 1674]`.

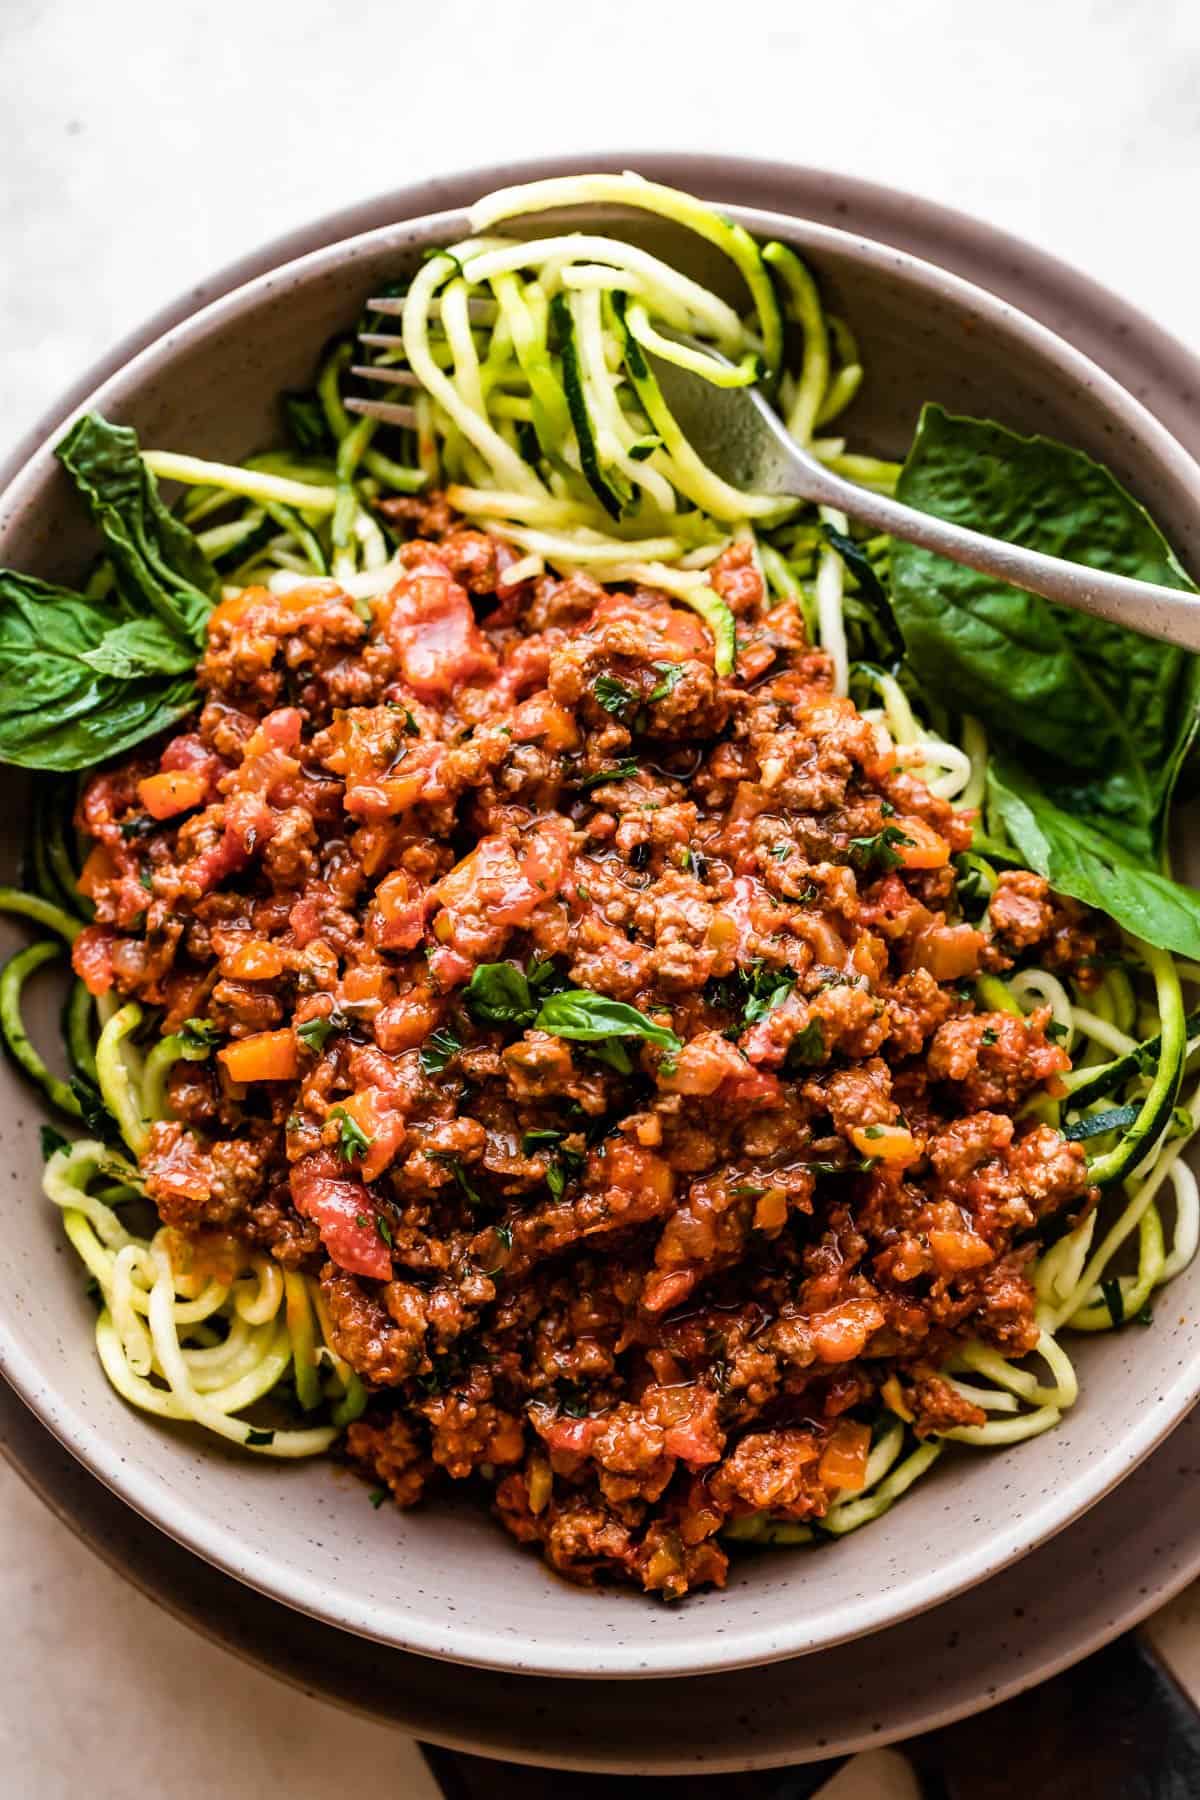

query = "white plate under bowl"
[2, 155, 1200, 1686]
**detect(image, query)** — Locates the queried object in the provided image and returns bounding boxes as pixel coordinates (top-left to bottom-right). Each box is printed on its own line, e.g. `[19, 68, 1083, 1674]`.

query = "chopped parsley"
[706, 959, 796, 1029]
[784, 1017, 826, 1069]
[368, 1486, 388, 1509]
[420, 1025, 463, 1075]
[330, 1106, 372, 1163]
[430, 1152, 482, 1206]
[139, 868, 154, 892]
[980, 1027, 998, 1046]
[376, 1214, 394, 1248]
[522, 1127, 563, 1155]
[578, 759, 640, 790]
[849, 825, 914, 875]
[467, 961, 537, 1027]
[769, 844, 792, 861]
[593, 673, 636, 715]
[648, 661, 684, 704]
[296, 1008, 348, 1054]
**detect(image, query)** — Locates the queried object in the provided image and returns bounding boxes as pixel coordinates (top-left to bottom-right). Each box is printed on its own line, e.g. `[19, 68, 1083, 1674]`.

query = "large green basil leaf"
[892, 406, 1200, 864]
[988, 758, 1200, 960]
[0, 571, 198, 770]
[55, 413, 217, 648]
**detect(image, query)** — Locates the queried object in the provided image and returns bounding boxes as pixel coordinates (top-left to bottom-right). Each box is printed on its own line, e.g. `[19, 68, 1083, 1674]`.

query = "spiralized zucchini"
[2, 171, 1197, 1534]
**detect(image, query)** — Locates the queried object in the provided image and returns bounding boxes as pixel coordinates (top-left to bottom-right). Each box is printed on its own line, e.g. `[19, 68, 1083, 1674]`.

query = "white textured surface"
[2, 0, 1200, 1792]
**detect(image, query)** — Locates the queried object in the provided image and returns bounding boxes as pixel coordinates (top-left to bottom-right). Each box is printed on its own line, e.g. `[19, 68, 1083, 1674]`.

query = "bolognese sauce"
[70, 507, 1100, 1597]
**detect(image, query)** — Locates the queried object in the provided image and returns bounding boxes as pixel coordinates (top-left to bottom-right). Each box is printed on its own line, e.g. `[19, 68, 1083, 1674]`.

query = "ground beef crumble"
[72, 499, 1099, 1598]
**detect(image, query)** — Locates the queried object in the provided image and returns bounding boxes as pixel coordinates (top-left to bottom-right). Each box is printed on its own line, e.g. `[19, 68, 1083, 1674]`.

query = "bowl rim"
[3, 168, 1200, 1679]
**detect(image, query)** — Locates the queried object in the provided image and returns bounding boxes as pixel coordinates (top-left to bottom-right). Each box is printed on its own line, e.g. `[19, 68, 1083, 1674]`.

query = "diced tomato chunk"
[290, 1151, 391, 1280]
[371, 870, 426, 952]
[72, 923, 116, 995]
[432, 818, 572, 937]
[378, 570, 496, 699]
[335, 1087, 408, 1183]
[509, 692, 580, 751]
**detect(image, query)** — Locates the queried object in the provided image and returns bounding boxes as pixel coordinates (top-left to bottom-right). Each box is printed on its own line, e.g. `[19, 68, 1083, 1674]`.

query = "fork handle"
[791, 451, 1200, 653]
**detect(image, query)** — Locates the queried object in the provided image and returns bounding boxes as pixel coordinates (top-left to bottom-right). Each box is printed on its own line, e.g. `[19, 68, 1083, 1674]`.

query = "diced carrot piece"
[138, 770, 209, 820]
[928, 1227, 993, 1274]
[342, 965, 385, 1005]
[819, 1420, 871, 1493]
[892, 816, 950, 870]
[851, 1123, 924, 1166]
[219, 939, 287, 981]
[218, 1029, 299, 1083]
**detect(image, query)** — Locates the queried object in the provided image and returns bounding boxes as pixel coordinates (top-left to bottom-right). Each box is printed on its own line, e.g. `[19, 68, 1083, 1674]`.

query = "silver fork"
[347, 312, 1200, 653]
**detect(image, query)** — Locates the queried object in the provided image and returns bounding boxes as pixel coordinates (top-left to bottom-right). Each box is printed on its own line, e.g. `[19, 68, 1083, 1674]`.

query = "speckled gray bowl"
[2, 173, 1200, 1681]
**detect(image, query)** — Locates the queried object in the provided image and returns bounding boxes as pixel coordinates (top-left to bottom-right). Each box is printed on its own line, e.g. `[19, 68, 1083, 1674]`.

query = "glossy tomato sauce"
[71, 503, 1102, 1596]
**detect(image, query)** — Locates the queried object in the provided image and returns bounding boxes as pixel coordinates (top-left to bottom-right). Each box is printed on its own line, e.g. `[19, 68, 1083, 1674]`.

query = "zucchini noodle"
[5, 170, 1197, 1556]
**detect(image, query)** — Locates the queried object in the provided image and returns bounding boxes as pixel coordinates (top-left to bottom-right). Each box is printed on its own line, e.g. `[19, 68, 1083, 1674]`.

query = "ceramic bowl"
[2, 182, 1200, 1680]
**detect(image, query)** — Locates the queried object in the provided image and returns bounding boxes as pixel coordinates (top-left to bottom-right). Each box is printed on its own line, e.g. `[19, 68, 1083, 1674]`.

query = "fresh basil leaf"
[56, 413, 218, 647]
[742, 970, 794, 1024]
[584, 1039, 634, 1075]
[419, 1025, 462, 1074]
[988, 758, 1200, 960]
[534, 989, 681, 1054]
[0, 570, 198, 772]
[77, 616, 198, 679]
[465, 962, 535, 1027]
[893, 406, 1200, 864]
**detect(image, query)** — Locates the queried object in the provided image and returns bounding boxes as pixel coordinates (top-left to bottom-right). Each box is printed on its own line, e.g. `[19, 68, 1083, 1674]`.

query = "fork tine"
[358, 332, 405, 349]
[350, 364, 420, 389]
[365, 296, 497, 323]
[345, 396, 418, 428]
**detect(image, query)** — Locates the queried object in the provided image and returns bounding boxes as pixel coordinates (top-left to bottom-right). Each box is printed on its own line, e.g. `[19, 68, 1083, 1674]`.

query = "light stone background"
[3, 0, 1200, 1794]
